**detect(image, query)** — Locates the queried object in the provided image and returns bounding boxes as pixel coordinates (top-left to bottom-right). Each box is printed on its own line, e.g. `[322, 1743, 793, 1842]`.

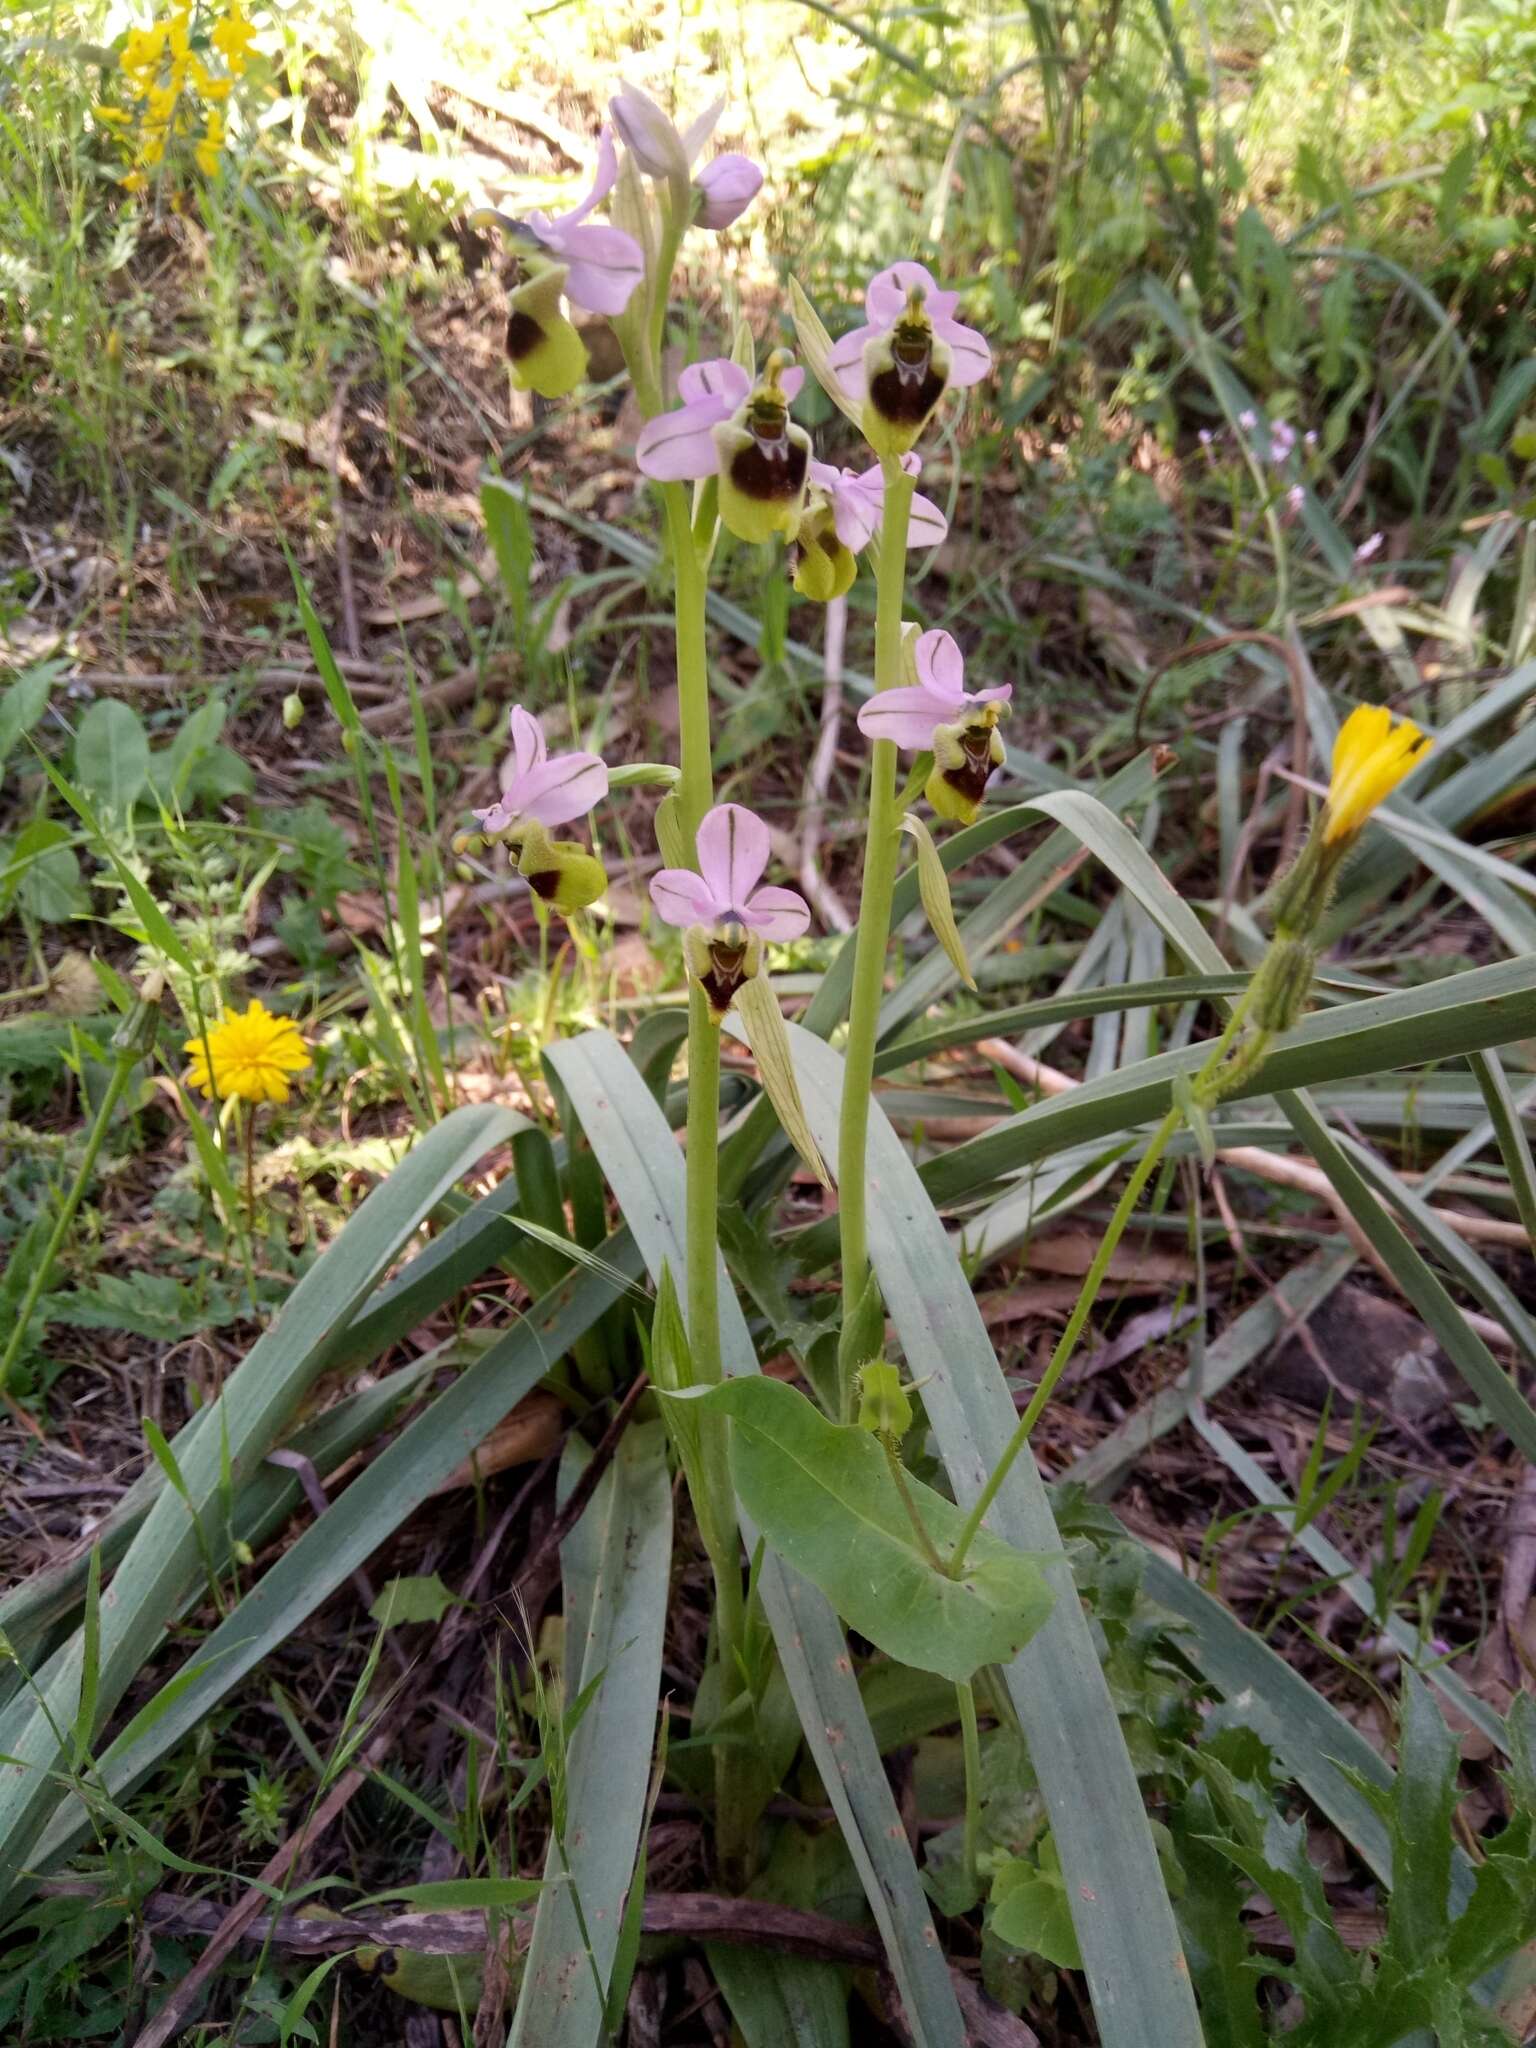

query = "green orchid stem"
[660, 471, 756, 1885]
[0, 1036, 137, 1399]
[957, 1678, 983, 1899]
[946, 1103, 1182, 1582]
[835, 459, 915, 1419]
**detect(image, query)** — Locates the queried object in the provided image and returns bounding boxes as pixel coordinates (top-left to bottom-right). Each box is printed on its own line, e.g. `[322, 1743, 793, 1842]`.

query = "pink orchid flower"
[828, 260, 992, 400]
[635, 358, 805, 482]
[490, 129, 643, 318]
[808, 454, 949, 553]
[650, 802, 810, 941]
[473, 706, 609, 836]
[610, 82, 763, 230]
[855, 629, 1011, 751]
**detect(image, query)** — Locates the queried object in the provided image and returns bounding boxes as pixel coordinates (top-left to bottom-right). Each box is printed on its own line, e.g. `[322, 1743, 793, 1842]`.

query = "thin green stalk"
[835, 461, 915, 1416]
[957, 1678, 983, 1898]
[662, 483, 713, 857]
[947, 1105, 1182, 1581]
[659, 458, 755, 1881]
[0, 1037, 138, 1398]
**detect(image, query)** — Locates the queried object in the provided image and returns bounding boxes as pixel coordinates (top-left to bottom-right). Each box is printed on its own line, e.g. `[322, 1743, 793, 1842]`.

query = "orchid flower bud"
[712, 350, 812, 546]
[792, 501, 858, 602]
[609, 81, 692, 185]
[694, 152, 762, 230]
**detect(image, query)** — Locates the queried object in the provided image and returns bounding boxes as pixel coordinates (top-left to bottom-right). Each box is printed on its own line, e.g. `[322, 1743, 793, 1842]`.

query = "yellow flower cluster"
[98, 2, 255, 193]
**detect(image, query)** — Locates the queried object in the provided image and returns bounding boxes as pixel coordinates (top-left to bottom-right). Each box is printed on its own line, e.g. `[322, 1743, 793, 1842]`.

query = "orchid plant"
[459, 86, 1441, 1973]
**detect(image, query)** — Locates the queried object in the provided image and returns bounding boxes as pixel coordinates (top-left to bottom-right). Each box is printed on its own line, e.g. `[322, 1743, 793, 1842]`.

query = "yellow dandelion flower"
[184, 999, 311, 1105]
[1323, 704, 1432, 845]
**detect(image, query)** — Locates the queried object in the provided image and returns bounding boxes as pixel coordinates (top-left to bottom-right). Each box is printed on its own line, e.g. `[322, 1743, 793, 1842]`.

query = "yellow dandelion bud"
[183, 999, 311, 1106]
[1323, 704, 1432, 846]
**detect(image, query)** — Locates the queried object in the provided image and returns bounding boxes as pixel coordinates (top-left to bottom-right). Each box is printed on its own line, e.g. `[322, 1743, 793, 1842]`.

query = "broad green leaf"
[990, 1849, 1083, 1970]
[10, 820, 84, 924]
[1388, 1671, 1458, 1960]
[544, 1031, 967, 2047]
[74, 699, 150, 812]
[673, 1376, 1053, 1683]
[902, 811, 975, 990]
[0, 662, 57, 767]
[368, 1574, 461, 1628]
[509, 1420, 671, 2047]
[709, 1944, 850, 2048]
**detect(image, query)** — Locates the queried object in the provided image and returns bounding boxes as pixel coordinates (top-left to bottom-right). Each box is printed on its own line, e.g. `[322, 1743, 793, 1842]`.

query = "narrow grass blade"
[29, 1255, 630, 1875]
[0, 1105, 525, 1899]
[509, 1420, 672, 2046]
[1068, 1248, 1357, 1495]
[1470, 1051, 1536, 1251]
[778, 1024, 1203, 2048]
[1189, 1410, 1508, 1754]
[916, 952, 1536, 1206]
[544, 1032, 967, 2047]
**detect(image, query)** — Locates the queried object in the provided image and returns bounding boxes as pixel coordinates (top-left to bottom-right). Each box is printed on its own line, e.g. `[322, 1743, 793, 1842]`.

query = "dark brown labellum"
[941, 726, 997, 807]
[729, 407, 809, 504]
[526, 864, 560, 901]
[869, 353, 946, 429]
[506, 308, 544, 364]
[700, 937, 750, 1016]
